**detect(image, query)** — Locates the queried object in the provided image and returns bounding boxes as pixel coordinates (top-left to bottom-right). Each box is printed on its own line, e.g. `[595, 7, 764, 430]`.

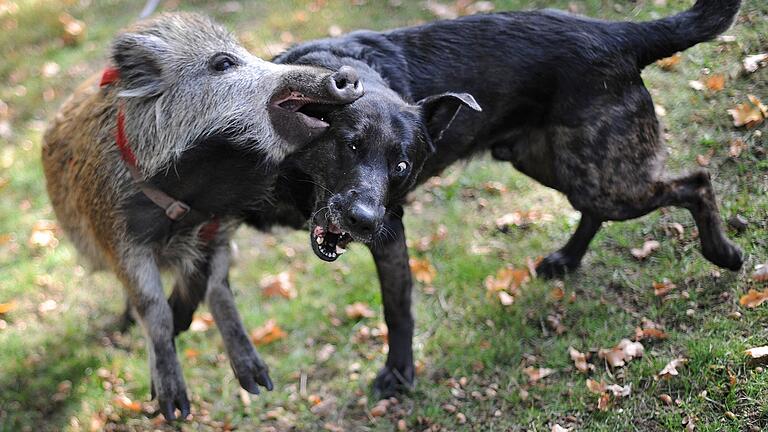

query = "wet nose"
[344, 201, 382, 237]
[327, 66, 364, 102]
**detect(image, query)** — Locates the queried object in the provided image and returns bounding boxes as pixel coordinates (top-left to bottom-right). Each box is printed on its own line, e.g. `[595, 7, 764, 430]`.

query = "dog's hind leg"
[651, 170, 743, 270]
[204, 244, 274, 395]
[537, 213, 603, 278]
[168, 266, 209, 337]
[368, 206, 415, 398]
[118, 249, 189, 421]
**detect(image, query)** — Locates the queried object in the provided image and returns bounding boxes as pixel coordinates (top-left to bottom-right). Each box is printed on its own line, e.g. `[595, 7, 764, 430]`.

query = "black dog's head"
[292, 86, 480, 261]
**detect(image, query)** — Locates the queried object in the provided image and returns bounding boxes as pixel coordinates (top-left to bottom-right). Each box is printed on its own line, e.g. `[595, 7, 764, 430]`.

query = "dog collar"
[100, 67, 219, 241]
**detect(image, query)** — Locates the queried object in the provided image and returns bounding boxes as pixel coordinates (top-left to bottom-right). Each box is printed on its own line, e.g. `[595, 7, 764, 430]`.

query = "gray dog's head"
[110, 13, 363, 175]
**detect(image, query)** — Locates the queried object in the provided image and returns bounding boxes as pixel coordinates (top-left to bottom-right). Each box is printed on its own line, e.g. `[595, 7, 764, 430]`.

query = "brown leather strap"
[125, 161, 191, 221]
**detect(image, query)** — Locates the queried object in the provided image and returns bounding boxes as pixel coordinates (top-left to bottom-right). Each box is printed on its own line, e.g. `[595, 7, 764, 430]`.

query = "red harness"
[100, 67, 219, 243]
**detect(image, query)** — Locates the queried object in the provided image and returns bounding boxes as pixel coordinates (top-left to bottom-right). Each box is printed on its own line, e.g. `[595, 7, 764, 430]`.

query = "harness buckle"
[165, 201, 191, 221]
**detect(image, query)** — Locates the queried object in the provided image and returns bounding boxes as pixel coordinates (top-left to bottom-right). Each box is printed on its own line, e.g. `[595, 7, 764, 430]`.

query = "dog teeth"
[336, 246, 346, 255]
[316, 236, 324, 245]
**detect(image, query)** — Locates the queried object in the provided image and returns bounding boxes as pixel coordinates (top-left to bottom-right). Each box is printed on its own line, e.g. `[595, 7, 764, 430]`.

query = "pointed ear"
[417, 92, 481, 143]
[111, 33, 170, 98]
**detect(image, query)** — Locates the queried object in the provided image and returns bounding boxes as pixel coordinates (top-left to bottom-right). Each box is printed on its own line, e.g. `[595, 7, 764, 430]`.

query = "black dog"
[264, 0, 743, 397]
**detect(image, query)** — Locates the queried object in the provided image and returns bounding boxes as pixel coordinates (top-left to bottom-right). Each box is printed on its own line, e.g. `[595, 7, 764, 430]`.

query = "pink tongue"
[328, 224, 342, 234]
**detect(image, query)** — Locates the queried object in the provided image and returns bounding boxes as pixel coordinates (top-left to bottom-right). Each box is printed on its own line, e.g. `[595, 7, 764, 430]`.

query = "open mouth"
[310, 223, 353, 262]
[270, 90, 339, 130]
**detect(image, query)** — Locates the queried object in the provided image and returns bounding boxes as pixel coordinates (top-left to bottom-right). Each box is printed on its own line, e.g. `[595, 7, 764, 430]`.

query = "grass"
[0, 0, 766, 430]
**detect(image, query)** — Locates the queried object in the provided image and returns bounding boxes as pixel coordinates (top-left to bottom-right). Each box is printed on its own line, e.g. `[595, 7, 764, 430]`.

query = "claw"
[161, 399, 176, 421]
[256, 369, 274, 391]
[241, 376, 261, 395]
[177, 395, 190, 420]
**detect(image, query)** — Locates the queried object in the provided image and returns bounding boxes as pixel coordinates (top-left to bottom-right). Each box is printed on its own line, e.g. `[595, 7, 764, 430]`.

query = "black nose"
[344, 202, 381, 236]
[327, 66, 364, 102]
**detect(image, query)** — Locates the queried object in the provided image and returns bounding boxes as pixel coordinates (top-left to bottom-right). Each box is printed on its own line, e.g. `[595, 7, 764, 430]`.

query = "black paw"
[232, 354, 274, 395]
[151, 378, 190, 421]
[536, 251, 581, 279]
[702, 240, 743, 271]
[372, 365, 414, 399]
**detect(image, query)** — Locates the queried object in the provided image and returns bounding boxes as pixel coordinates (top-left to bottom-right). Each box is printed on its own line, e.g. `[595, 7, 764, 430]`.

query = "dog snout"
[343, 200, 383, 238]
[327, 66, 363, 102]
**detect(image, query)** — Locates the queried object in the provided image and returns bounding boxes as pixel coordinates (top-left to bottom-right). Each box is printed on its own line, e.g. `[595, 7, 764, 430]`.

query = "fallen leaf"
[28, 220, 59, 249]
[551, 425, 571, 432]
[409, 257, 437, 284]
[112, 395, 141, 412]
[660, 394, 673, 405]
[0, 301, 17, 314]
[653, 279, 677, 296]
[752, 263, 768, 282]
[345, 302, 375, 319]
[658, 358, 688, 379]
[184, 348, 199, 360]
[523, 367, 556, 383]
[551, 286, 565, 301]
[569, 347, 593, 373]
[688, 80, 705, 91]
[370, 402, 388, 417]
[498, 290, 514, 306]
[635, 327, 669, 341]
[739, 289, 768, 308]
[485, 265, 530, 296]
[59, 13, 86, 46]
[597, 392, 611, 411]
[190, 312, 214, 332]
[260, 272, 297, 299]
[598, 339, 644, 368]
[728, 139, 746, 158]
[696, 153, 710, 167]
[655, 104, 667, 117]
[605, 383, 631, 398]
[250, 319, 287, 345]
[743, 53, 767, 73]
[495, 210, 553, 230]
[631, 240, 660, 260]
[728, 95, 766, 128]
[705, 74, 725, 91]
[745, 346, 768, 364]
[239, 388, 251, 407]
[586, 379, 605, 394]
[657, 53, 681, 71]
[547, 314, 566, 335]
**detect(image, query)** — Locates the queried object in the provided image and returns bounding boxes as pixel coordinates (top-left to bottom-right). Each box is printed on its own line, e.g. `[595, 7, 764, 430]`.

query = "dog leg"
[368, 207, 415, 397]
[205, 245, 274, 394]
[657, 171, 743, 270]
[117, 297, 136, 333]
[119, 250, 189, 421]
[537, 213, 603, 278]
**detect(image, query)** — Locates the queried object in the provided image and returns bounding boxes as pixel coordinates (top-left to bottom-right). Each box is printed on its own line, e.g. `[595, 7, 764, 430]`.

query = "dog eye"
[395, 161, 409, 173]
[348, 143, 357, 151]
[210, 53, 238, 72]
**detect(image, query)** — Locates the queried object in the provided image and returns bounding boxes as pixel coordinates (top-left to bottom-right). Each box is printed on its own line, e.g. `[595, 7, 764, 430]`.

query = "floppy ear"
[417, 92, 481, 144]
[111, 33, 170, 98]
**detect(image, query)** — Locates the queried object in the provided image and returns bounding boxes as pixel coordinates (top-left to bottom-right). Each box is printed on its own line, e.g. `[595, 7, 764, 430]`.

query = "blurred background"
[0, 1, 766, 431]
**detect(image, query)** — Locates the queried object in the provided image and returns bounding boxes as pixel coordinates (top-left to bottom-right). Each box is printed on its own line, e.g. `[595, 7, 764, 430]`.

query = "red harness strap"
[100, 67, 219, 242]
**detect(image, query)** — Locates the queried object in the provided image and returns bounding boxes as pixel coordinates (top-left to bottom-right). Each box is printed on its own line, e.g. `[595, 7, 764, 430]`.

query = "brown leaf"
[409, 257, 437, 284]
[496, 210, 553, 230]
[635, 327, 669, 341]
[597, 392, 611, 411]
[59, 13, 86, 46]
[112, 395, 142, 412]
[547, 314, 566, 335]
[605, 384, 631, 398]
[28, 220, 60, 249]
[184, 348, 200, 360]
[696, 153, 711, 167]
[551, 424, 571, 432]
[752, 263, 768, 282]
[658, 358, 687, 379]
[523, 366, 556, 383]
[370, 402, 388, 417]
[551, 287, 565, 301]
[656, 53, 681, 71]
[483, 181, 507, 194]
[485, 266, 530, 296]
[0, 301, 17, 314]
[250, 319, 287, 345]
[260, 272, 297, 299]
[739, 289, 768, 308]
[728, 139, 746, 158]
[728, 95, 766, 128]
[705, 74, 725, 91]
[631, 240, 660, 260]
[659, 394, 673, 405]
[189, 312, 215, 332]
[345, 302, 375, 319]
[586, 379, 605, 394]
[598, 339, 644, 368]
[653, 279, 677, 296]
[569, 347, 592, 373]
[498, 290, 514, 306]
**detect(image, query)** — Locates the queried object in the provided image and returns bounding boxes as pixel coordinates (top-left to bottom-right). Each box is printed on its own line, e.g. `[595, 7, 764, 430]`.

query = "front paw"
[536, 251, 581, 279]
[231, 350, 274, 395]
[373, 364, 414, 399]
[151, 375, 190, 421]
[701, 239, 743, 271]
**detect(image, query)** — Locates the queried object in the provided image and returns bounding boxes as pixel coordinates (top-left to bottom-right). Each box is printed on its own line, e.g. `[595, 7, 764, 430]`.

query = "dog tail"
[625, 0, 741, 67]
